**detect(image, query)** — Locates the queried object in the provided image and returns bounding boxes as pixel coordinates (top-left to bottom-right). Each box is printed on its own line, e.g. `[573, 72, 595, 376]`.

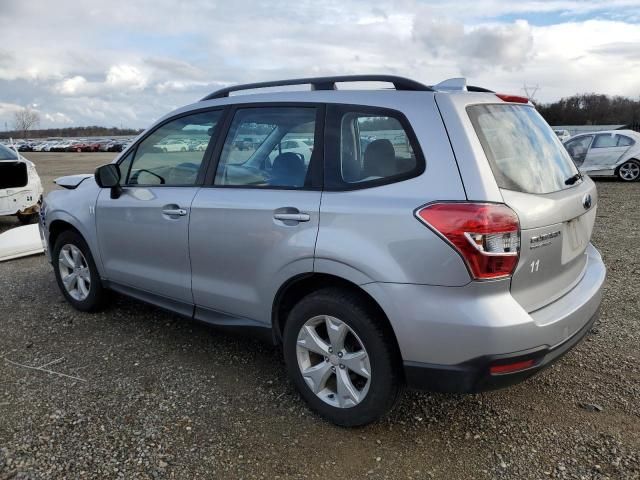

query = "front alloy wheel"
[58, 244, 91, 301]
[53, 230, 106, 312]
[296, 315, 371, 408]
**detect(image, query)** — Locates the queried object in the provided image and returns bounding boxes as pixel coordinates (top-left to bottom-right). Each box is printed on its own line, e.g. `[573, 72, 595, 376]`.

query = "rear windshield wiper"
[564, 173, 582, 185]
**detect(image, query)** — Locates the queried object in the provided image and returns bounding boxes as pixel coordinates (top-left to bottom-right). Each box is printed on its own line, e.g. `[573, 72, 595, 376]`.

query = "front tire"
[617, 159, 640, 181]
[283, 288, 402, 426]
[53, 230, 107, 312]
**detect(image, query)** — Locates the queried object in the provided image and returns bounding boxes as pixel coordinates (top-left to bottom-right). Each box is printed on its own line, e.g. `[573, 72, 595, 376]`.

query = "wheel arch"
[49, 219, 82, 250]
[271, 273, 403, 367]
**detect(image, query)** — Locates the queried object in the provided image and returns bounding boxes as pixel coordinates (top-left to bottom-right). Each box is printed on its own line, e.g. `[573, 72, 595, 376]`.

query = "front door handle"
[273, 213, 310, 222]
[162, 207, 187, 216]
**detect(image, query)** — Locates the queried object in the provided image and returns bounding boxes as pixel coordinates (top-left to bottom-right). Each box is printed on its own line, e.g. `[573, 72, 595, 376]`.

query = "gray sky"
[1, 0, 639, 129]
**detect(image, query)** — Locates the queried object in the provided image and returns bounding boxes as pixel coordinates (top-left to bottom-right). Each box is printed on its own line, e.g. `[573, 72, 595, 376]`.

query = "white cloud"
[0, 0, 639, 128]
[105, 65, 148, 90]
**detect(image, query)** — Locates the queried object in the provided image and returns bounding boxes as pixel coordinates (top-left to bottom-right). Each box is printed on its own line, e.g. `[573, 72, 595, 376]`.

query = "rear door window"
[592, 133, 618, 148]
[468, 104, 579, 194]
[214, 106, 319, 189]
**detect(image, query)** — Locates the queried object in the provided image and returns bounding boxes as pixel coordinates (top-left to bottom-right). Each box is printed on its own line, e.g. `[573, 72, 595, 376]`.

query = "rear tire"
[283, 288, 402, 426]
[52, 230, 107, 312]
[617, 159, 640, 181]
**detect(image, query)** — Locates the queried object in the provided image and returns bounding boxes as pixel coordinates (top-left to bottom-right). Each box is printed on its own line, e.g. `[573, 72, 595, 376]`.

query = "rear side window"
[468, 104, 579, 194]
[325, 105, 424, 189]
[592, 133, 617, 148]
[617, 135, 635, 147]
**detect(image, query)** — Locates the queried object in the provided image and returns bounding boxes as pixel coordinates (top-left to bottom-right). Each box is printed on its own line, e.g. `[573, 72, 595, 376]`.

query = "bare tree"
[13, 108, 40, 140]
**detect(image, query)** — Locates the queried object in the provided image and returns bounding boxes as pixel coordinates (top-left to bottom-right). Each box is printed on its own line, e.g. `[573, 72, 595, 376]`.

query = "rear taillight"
[415, 202, 520, 280]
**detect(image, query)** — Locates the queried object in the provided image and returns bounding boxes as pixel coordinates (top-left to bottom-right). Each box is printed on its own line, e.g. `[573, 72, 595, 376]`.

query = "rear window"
[468, 104, 579, 194]
[0, 144, 18, 160]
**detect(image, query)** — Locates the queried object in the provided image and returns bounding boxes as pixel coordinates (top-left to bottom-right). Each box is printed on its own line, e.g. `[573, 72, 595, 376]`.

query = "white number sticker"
[530, 259, 540, 273]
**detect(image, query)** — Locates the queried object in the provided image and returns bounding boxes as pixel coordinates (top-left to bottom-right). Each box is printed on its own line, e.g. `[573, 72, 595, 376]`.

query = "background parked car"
[554, 129, 571, 142]
[563, 129, 640, 181]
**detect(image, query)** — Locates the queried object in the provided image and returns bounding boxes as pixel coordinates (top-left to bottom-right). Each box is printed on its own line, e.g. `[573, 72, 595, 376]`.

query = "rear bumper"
[404, 307, 599, 393]
[362, 243, 605, 392]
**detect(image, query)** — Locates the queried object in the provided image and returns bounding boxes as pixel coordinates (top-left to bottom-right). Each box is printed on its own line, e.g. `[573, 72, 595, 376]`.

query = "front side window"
[469, 104, 580, 193]
[339, 112, 419, 184]
[592, 133, 618, 148]
[125, 110, 222, 186]
[564, 135, 593, 166]
[214, 107, 317, 188]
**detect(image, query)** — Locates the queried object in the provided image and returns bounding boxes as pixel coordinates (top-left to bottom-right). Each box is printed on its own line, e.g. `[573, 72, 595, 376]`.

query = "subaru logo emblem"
[582, 194, 592, 210]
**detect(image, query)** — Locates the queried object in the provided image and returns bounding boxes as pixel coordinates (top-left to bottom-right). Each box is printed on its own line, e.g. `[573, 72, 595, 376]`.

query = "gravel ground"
[0, 153, 638, 479]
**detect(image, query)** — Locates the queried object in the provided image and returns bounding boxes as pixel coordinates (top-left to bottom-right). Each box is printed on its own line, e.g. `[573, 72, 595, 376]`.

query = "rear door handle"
[162, 208, 188, 216]
[273, 213, 310, 222]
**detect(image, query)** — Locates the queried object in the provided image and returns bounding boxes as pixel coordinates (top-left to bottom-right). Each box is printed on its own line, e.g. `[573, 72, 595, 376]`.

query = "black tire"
[616, 159, 640, 182]
[17, 212, 39, 225]
[283, 288, 402, 427]
[52, 230, 107, 312]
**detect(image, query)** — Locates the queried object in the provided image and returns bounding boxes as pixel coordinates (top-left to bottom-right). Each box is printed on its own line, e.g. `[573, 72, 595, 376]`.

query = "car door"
[189, 105, 324, 325]
[564, 135, 593, 168]
[582, 133, 630, 172]
[95, 109, 224, 312]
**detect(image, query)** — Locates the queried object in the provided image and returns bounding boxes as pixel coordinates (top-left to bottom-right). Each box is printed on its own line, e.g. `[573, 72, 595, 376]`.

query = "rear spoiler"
[54, 174, 93, 189]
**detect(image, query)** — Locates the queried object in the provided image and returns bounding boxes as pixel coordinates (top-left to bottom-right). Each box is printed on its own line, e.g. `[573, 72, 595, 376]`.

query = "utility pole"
[522, 83, 540, 103]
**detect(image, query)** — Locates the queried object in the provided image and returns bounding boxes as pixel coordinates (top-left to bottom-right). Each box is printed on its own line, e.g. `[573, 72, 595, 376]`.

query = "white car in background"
[554, 129, 571, 142]
[563, 130, 640, 181]
[156, 139, 189, 152]
[0, 144, 43, 224]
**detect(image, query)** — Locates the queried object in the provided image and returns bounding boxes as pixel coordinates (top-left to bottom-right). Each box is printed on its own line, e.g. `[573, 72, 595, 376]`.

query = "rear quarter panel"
[315, 93, 471, 286]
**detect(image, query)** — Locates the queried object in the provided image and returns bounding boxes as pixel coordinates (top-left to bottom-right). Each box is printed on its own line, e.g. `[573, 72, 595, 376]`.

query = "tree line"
[1, 125, 143, 140]
[536, 93, 640, 126]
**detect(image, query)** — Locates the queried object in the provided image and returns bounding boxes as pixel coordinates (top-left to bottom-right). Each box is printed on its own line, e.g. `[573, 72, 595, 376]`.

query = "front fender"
[43, 182, 102, 275]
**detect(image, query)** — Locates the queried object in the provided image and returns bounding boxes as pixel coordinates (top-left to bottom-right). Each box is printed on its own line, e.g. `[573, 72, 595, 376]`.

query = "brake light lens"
[489, 359, 536, 375]
[416, 203, 520, 280]
[495, 93, 530, 104]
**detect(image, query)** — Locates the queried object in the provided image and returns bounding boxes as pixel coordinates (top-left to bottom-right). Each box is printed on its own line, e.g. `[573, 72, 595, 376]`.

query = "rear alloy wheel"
[617, 160, 640, 181]
[283, 288, 401, 426]
[296, 315, 371, 408]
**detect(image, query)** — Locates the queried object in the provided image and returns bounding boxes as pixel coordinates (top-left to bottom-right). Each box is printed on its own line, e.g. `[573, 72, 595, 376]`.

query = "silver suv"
[39, 75, 606, 426]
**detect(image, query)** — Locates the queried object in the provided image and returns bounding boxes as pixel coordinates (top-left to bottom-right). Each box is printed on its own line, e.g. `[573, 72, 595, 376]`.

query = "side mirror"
[95, 164, 122, 199]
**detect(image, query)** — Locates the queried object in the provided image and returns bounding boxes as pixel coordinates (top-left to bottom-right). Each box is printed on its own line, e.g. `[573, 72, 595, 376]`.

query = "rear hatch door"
[466, 102, 597, 312]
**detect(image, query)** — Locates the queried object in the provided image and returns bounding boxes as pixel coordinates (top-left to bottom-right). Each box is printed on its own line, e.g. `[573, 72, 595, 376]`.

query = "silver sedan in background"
[564, 129, 640, 181]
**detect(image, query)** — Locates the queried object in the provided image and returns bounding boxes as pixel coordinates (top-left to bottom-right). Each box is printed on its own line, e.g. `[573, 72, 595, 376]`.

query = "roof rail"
[200, 75, 433, 100]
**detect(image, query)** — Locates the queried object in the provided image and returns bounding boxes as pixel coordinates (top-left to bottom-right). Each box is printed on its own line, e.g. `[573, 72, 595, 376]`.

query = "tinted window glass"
[617, 135, 634, 147]
[215, 107, 316, 188]
[339, 113, 417, 183]
[593, 134, 618, 148]
[564, 135, 593, 166]
[0, 144, 18, 160]
[127, 111, 221, 186]
[468, 104, 579, 194]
